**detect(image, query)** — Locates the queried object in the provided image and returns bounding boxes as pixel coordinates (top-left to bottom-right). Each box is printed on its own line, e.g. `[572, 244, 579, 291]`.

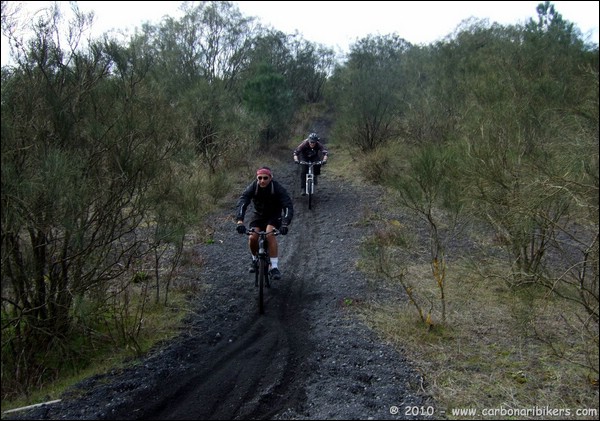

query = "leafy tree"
[285, 37, 335, 104]
[242, 62, 294, 145]
[330, 34, 411, 151]
[160, 1, 255, 87]
[1, 2, 187, 397]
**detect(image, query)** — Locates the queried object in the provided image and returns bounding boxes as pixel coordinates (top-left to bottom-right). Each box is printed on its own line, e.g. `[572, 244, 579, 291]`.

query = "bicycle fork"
[305, 172, 314, 195]
[257, 240, 271, 288]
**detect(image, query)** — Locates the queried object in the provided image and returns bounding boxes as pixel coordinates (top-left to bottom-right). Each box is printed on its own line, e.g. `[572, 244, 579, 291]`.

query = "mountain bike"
[297, 160, 325, 210]
[246, 227, 279, 314]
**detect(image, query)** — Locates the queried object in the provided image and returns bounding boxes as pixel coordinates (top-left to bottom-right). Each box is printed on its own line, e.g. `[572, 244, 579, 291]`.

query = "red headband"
[256, 168, 272, 177]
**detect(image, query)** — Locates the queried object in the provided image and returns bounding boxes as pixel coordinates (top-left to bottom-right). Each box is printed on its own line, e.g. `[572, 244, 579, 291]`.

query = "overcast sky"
[2, 1, 598, 65]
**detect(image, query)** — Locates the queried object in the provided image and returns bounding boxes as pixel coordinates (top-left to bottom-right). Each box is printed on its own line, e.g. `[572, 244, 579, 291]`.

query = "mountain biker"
[293, 132, 328, 195]
[235, 167, 293, 280]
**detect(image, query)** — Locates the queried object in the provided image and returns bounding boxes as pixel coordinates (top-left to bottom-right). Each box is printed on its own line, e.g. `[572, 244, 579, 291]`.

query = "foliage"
[330, 0, 598, 390]
[364, 143, 466, 326]
[2, 2, 186, 399]
[243, 62, 294, 145]
[329, 34, 411, 151]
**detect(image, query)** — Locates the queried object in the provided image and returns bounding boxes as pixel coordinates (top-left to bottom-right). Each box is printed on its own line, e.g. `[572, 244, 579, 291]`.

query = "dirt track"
[4, 124, 434, 420]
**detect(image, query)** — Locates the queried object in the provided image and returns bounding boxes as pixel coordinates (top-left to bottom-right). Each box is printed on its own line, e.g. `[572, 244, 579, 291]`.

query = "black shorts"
[249, 215, 282, 230]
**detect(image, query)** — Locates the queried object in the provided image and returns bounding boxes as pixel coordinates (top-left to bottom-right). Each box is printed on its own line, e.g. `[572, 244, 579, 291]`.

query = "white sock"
[251, 254, 257, 261]
[270, 257, 278, 269]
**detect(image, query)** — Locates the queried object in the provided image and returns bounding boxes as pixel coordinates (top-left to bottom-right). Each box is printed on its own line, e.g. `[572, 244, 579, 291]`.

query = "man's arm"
[319, 142, 329, 160]
[293, 141, 308, 161]
[235, 183, 255, 222]
[278, 185, 294, 224]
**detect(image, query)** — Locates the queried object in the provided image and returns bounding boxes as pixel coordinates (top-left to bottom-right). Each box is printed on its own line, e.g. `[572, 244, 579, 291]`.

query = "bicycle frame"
[246, 227, 279, 314]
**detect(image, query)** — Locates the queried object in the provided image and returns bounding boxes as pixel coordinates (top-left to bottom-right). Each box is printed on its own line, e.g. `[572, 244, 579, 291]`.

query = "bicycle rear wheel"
[257, 258, 267, 314]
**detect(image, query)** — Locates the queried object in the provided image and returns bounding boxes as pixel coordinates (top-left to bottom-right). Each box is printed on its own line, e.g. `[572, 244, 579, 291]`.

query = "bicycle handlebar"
[246, 227, 280, 236]
[297, 160, 325, 166]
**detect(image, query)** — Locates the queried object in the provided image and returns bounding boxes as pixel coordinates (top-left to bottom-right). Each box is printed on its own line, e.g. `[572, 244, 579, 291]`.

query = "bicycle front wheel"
[308, 179, 314, 210]
[257, 258, 267, 314]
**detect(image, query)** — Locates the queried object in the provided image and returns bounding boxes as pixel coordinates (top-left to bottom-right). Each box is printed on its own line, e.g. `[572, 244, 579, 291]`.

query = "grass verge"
[356, 261, 599, 419]
[1, 288, 194, 415]
[332, 142, 598, 420]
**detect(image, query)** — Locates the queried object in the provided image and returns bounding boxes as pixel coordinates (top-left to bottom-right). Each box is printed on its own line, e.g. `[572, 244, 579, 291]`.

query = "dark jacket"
[293, 140, 328, 162]
[235, 179, 293, 224]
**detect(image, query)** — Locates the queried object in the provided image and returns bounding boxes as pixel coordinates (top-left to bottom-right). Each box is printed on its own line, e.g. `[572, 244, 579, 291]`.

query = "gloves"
[236, 224, 246, 234]
[321, 160, 327, 165]
[279, 225, 289, 235]
[294, 160, 300, 165]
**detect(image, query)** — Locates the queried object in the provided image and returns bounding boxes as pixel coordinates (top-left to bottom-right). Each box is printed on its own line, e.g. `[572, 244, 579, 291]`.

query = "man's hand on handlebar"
[279, 225, 288, 235]
[236, 224, 247, 234]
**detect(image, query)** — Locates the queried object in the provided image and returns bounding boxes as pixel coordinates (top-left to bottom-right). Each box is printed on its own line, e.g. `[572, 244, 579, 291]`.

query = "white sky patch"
[2, 1, 598, 65]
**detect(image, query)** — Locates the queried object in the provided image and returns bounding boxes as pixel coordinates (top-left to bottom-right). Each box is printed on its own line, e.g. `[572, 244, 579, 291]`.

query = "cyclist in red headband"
[235, 167, 293, 280]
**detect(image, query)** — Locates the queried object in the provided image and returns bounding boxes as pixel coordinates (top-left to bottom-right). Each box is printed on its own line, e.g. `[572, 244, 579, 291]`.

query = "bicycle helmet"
[308, 133, 318, 142]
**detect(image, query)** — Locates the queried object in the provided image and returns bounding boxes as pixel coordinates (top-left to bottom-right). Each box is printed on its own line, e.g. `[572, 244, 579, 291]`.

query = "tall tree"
[1, 2, 185, 395]
[331, 34, 411, 151]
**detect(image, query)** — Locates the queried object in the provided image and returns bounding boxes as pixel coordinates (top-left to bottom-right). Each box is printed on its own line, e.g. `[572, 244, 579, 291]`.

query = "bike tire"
[254, 267, 258, 287]
[308, 179, 313, 210]
[258, 258, 267, 314]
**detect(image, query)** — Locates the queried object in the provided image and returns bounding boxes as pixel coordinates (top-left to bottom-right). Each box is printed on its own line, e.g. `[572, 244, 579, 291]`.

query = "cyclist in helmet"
[293, 132, 329, 195]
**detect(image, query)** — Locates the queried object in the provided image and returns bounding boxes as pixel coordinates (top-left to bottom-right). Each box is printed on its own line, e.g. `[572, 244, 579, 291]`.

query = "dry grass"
[356, 259, 599, 419]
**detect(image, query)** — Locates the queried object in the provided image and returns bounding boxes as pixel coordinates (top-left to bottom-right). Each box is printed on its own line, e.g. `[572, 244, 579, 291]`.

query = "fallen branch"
[2, 399, 62, 414]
